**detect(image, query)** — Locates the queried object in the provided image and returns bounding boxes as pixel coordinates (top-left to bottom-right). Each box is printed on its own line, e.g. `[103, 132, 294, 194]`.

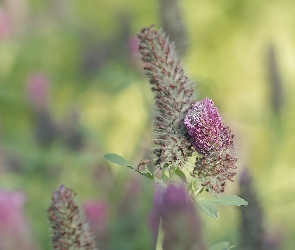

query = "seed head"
[194, 150, 237, 193]
[137, 25, 196, 171]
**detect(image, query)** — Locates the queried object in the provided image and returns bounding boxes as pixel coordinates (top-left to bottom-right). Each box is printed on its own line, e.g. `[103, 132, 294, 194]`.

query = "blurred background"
[0, 0, 295, 249]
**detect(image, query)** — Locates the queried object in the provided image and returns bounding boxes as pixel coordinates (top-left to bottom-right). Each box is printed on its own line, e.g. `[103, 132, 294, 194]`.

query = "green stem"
[195, 186, 204, 197]
[155, 218, 164, 250]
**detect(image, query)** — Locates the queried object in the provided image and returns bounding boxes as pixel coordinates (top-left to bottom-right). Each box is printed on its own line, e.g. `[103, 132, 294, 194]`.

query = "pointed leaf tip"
[200, 195, 248, 206]
[209, 241, 236, 250]
[103, 153, 129, 166]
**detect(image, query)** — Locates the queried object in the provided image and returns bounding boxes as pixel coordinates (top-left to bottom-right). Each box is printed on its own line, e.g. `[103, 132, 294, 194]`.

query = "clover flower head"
[184, 98, 234, 154]
[184, 98, 237, 193]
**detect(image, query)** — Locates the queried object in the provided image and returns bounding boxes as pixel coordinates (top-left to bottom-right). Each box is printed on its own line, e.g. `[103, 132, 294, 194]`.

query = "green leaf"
[200, 195, 248, 206]
[139, 166, 155, 180]
[140, 172, 155, 180]
[161, 170, 169, 184]
[196, 199, 219, 218]
[175, 167, 187, 183]
[209, 242, 230, 250]
[225, 246, 236, 250]
[103, 153, 130, 166]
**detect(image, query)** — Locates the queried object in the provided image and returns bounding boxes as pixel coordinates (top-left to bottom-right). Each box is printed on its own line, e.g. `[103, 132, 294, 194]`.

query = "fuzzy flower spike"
[48, 185, 97, 250]
[137, 25, 196, 171]
[184, 98, 237, 193]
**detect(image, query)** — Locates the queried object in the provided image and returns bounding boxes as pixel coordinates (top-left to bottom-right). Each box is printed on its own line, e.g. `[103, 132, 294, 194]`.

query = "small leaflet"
[103, 153, 130, 166]
[199, 195, 248, 206]
[209, 241, 236, 250]
[196, 199, 219, 218]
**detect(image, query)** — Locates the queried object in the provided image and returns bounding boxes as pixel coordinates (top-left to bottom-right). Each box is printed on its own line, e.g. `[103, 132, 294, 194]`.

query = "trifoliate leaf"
[103, 153, 130, 167]
[196, 199, 219, 218]
[200, 195, 248, 206]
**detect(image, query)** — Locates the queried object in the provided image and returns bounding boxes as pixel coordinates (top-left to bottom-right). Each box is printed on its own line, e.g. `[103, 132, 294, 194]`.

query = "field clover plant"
[48, 25, 247, 250]
[103, 25, 247, 218]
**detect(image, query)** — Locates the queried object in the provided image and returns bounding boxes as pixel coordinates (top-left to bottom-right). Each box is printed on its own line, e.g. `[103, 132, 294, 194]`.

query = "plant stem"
[195, 186, 204, 197]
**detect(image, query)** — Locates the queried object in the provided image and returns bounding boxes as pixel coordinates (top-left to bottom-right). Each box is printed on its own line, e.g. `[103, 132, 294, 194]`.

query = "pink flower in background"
[0, 8, 12, 39]
[128, 36, 142, 70]
[84, 200, 108, 231]
[0, 190, 37, 250]
[26, 73, 50, 110]
[129, 36, 139, 55]
[0, 190, 25, 229]
[27, 73, 60, 147]
[84, 200, 108, 248]
[149, 184, 207, 250]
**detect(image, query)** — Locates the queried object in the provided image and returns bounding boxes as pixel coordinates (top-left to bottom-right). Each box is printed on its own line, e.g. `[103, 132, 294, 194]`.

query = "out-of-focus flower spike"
[239, 168, 266, 250]
[48, 185, 98, 250]
[267, 45, 284, 116]
[160, 0, 188, 57]
[149, 184, 207, 250]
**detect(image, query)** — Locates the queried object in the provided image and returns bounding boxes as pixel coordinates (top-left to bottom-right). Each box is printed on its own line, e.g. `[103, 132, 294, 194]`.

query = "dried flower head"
[48, 185, 97, 250]
[185, 98, 237, 193]
[137, 25, 196, 171]
[194, 150, 237, 193]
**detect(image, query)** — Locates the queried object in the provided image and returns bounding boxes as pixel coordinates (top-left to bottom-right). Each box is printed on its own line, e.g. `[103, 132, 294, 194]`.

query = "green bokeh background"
[0, 0, 294, 249]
